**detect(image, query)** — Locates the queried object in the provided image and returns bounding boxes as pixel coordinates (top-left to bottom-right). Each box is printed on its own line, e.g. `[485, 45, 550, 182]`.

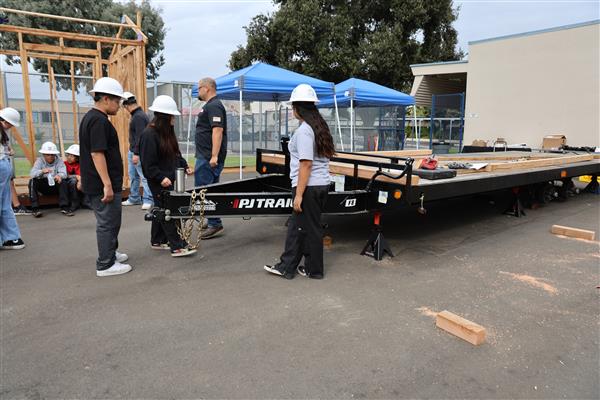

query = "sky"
[2, 0, 599, 84]
[151, 0, 599, 82]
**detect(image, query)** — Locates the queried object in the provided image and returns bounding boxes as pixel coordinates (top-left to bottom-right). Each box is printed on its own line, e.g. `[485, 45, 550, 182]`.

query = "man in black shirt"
[121, 91, 152, 209]
[194, 77, 227, 239]
[79, 77, 131, 277]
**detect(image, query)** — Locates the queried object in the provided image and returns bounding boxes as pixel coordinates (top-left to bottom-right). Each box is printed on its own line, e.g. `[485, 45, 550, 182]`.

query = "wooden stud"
[70, 61, 78, 143]
[18, 33, 36, 159]
[23, 42, 98, 57]
[47, 60, 58, 144]
[551, 225, 596, 241]
[0, 24, 144, 46]
[436, 310, 486, 346]
[0, 7, 132, 29]
[49, 66, 65, 158]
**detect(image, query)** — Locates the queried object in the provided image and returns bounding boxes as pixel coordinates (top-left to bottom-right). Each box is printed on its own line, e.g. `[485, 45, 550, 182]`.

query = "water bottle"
[175, 168, 185, 193]
[47, 172, 55, 186]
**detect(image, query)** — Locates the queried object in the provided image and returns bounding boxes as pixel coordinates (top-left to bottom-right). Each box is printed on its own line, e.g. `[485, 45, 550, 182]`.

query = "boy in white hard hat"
[64, 144, 84, 214]
[0, 107, 26, 249]
[79, 77, 131, 277]
[121, 91, 152, 209]
[28, 141, 69, 218]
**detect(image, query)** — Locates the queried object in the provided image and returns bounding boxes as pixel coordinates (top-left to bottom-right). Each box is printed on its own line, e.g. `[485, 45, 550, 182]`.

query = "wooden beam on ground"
[18, 33, 36, 158]
[551, 225, 596, 241]
[23, 43, 98, 57]
[436, 310, 486, 345]
[0, 24, 144, 46]
[484, 154, 594, 172]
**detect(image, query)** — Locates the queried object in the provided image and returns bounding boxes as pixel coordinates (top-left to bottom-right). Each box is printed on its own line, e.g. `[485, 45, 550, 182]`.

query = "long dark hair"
[292, 102, 335, 158]
[0, 118, 8, 146]
[150, 112, 180, 161]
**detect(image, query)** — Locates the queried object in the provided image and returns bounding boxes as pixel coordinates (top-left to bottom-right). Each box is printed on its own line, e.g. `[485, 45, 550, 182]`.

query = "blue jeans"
[194, 157, 224, 228]
[0, 158, 21, 243]
[128, 151, 152, 205]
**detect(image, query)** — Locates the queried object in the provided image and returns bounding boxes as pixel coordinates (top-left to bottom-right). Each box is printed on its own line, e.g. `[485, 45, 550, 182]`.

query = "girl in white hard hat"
[28, 141, 69, 217]
[0, 107, 25, 249]
[139, 95, 196, 257]
[0, 107, 30, 216]
[264, 84, 335, 279]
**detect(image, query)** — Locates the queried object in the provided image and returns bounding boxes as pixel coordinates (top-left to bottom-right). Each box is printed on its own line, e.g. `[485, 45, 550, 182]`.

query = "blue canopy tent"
[190, 63, 341, 176]
[319, 78, 415, 151]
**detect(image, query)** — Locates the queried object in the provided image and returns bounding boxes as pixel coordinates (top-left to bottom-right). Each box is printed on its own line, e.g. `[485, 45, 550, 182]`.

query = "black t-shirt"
[195, 96, 227, 163]
[79, 108, 124, 195]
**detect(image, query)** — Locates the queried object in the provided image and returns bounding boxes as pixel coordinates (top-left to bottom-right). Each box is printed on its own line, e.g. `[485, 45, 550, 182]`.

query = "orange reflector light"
[394, 190, 402, 199]
[560, 170, 567, 178]
[262, 166, 267, 173]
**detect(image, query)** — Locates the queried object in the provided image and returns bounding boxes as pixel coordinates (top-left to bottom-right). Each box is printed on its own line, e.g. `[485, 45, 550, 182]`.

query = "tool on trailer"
[420, 155, 438, 170]
[418, 193, 427, 215]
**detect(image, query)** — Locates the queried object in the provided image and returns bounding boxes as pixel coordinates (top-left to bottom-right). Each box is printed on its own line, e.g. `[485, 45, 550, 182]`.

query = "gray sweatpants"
[89, 192, 122, 270]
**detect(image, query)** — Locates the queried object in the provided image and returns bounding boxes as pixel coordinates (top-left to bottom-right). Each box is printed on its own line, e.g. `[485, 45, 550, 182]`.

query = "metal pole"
[332, 89, 344, 151]
[412, 105, 419, 150]
[239, 89, 243, 179]
[350, 97, 354, 152]
[185, 85, 193, 163]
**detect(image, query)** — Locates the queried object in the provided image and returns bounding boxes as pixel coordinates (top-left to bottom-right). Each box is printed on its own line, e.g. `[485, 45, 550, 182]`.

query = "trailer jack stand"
[584, 174, 599, 194]
[504, 187, 526, 217]
[361, 211, 393, 260]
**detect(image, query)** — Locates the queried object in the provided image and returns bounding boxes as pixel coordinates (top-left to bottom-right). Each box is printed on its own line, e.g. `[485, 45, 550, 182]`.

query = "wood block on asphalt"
[551, 225, 596, 241]
[436, 310, 486, 345]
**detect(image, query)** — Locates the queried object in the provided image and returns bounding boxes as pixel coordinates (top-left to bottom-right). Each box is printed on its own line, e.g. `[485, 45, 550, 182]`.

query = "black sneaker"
[1, 238, 25, 250]
[201, 226, 224, 239]
[13, 205, 31, 216]
[31, 209, 43, 218]
[264, 264, 294, 280]
[61, 208, 74, 217]
[297, 265, 308, 277]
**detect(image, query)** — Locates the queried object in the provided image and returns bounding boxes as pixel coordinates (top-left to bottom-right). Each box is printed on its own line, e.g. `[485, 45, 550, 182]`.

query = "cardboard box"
[471, 139, 487, 147]
[542, 134, 566, 150]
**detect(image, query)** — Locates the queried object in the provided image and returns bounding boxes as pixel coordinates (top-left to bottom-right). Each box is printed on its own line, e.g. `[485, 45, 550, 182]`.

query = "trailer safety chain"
[177, 188, 207, 250]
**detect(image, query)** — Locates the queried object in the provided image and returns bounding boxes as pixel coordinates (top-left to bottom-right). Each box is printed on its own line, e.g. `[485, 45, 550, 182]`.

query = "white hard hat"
[89, 77, 126, 98]
[39, 141, 60, 155]
[287, 84, 319, 104]
[65, 144, 80, 156]
[122, 91, 136, 104]
[0, 107, 21, 127]
[148, 95, 181, 116]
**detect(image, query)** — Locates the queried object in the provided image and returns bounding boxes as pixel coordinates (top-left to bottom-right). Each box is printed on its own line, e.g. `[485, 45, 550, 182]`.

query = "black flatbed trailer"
[151, 147, 600, 260]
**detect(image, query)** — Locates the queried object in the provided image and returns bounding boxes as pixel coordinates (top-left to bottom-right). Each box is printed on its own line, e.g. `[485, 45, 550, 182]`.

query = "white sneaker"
[96, 261, 132, 277]
[115, 250, 128, 263]
[141, 203, 153, 210]
[122, 199, 141, 206]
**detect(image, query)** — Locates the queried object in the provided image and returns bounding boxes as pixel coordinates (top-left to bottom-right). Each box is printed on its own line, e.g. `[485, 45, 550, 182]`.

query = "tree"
[0, 0, 166, 90]
[229, 0, 463, 92]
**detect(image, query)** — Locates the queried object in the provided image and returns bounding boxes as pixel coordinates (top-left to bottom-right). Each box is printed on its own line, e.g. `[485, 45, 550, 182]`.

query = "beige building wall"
[464, 22, 599, 148]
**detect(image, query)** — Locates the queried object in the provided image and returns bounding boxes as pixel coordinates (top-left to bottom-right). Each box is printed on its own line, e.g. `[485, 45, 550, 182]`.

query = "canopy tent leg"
[412, 105, 419, 150]
[185, 85, 193, 162]
[333, 91, 344, 151]
[350, 97, 354, 152]
[239, 89, 243, 179]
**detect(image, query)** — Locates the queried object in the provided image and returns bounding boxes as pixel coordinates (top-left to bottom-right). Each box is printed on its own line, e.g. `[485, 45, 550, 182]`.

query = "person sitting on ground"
[64, 144, 84, 214]
[0, 107, 26, 249]
[28, 141, 70, 217]
[140, 95, 196, 257]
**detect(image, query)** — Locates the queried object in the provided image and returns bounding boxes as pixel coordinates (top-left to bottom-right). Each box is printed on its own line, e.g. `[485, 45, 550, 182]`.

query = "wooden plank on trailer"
[359, 149, 432, 157]
[551, 225, 596, 241]
[261, 153, 420, 186]
[436, 310, 486, 345]
[484, 154, 593, 172]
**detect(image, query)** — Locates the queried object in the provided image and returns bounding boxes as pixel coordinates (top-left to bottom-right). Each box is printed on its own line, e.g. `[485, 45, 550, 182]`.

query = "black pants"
[89, 192, 122, 270]
[277, 185, 329, 277]
[66, 177, 83, 210]
[28, 177, 69, 209]
[148, 180, 186, 251]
